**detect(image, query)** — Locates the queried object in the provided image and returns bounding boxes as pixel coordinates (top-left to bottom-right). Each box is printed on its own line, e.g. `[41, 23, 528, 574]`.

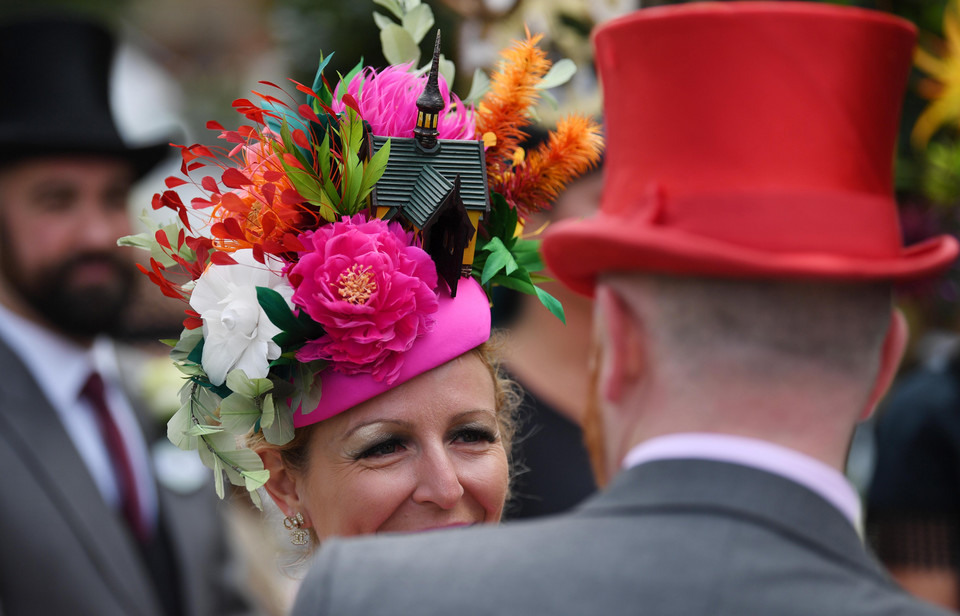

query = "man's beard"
[583, 341, 611, 488]
[1, 246, 135, 339]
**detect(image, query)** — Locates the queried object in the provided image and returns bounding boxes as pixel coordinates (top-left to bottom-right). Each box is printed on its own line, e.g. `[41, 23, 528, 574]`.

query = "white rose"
[189, 249, 294, 386]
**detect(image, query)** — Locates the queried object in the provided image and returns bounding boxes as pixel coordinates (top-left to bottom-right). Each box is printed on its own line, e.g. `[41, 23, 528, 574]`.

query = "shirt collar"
[0, 303, 94, 408]
[622, 432, 863, 535]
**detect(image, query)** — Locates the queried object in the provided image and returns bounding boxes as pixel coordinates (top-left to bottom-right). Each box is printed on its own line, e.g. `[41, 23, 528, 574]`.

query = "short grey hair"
[604, 275, 893, 383]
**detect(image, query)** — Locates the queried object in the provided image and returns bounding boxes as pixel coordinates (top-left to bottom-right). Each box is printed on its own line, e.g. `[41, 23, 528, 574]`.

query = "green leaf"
[185, 337, 204, 367]
[218, 448, 264, 478]
[372, 11, 395, 31]
[373, 0, 404, 20]
[188, 383, 223, 424]
[490, 271, 536, 294]
[212, 457, 225, 499]
[292, 360, 325, 417]
[167, 402, 197, 451]
[358, 138, 391, 204]
[258, 392, 276, 429]
[535, 286, 566, 324]
[481, 191, 520, 247]
[277, 115, 313, 166]
[225, 369, 274, 399]
[438, 55, 455, 90]
[263, 397, 296, 445]
[171, 327, 204, 364]
[512, 239, 545, 270]
[310, 53, 335, 100]
[341, 60, 365, 94]
[257, 286, 299, 333]
[242, 470, 271, 493]
[219, 392, 261, 435]
[246, 487, 263, 510]
[464, 68, 490, 105]
[480, 236, 518, 284]
[380, 23, 420, 66]
[185, 423, 223, 437]
[537, 58, 577, 90]
[401, 4, 434, 43]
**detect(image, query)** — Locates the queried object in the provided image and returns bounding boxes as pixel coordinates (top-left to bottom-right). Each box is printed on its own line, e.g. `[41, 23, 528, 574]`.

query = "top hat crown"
[543, 2, 959, 295]
[0, 15, 169, 177]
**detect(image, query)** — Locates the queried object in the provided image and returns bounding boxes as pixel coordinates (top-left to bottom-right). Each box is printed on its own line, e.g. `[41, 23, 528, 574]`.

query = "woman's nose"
[411, 448, 464, 510]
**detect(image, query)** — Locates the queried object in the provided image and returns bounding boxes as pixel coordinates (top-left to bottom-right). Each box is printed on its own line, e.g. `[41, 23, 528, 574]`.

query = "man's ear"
[595, 285, 645, 404]
[258, 449, 312, 528]
[860, 308, 909, 421]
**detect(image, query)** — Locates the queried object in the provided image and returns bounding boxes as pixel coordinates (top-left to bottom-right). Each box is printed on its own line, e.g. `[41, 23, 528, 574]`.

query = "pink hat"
[135, 17, 601, 505]
[543, 2, 959, 296]
[293, 277, 491, 427]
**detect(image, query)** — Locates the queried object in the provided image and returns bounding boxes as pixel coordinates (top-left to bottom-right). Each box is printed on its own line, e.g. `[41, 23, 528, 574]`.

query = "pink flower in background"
[331, 64, 476, 140]
[288, 214, 439, 383]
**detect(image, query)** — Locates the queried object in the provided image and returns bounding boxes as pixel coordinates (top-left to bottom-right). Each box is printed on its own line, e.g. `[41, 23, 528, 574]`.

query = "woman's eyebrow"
[343, 419, 413, 439]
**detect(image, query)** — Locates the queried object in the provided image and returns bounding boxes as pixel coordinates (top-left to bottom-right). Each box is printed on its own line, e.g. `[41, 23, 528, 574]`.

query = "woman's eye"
[454, 428, 496, 444]
[357, 438, 404, 459]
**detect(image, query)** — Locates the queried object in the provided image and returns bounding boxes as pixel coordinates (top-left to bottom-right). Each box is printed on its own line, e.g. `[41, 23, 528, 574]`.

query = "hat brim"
[292, 277, 492, 428]
[543, 215, 960, 297]
[0, 139, 173, 180]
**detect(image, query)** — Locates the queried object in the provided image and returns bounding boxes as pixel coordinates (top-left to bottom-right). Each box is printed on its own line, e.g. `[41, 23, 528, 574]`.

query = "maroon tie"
[81, 372, 149, 542]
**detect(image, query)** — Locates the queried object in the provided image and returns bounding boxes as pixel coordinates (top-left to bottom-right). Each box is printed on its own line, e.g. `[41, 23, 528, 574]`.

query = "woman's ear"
[860, 308, 909, 421]
[258, 449, 311, 527]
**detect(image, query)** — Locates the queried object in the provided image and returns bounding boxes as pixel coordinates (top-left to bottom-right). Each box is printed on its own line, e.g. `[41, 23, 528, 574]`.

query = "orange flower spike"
[476, 31, 552, 182]
[502, 114, 604, 218]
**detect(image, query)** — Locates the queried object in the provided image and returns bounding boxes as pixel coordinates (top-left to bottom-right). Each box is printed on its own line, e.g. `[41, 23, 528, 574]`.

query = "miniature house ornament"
[371, 29, 490, 296]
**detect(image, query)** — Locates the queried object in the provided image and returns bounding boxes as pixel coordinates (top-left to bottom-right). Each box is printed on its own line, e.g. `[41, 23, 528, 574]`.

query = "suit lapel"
[577, 458, 893, 584]
[0, 339, 162, 616]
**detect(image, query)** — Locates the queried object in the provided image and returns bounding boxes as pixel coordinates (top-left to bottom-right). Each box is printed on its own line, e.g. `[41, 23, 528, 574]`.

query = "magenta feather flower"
[331, 64, 476, 140]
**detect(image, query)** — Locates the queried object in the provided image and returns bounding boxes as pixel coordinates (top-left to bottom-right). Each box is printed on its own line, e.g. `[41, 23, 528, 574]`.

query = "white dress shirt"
[0, 303, 157, 531]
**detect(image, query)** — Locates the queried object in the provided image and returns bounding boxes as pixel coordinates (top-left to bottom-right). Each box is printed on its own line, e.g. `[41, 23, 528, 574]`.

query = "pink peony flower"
[288, 214, 439, 383]
[331, 64, 476, 140]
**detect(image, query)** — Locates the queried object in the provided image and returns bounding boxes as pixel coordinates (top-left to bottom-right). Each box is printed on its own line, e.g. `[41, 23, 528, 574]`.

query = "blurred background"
[4, 0, 960, 611]
[1, 0, 955, 354]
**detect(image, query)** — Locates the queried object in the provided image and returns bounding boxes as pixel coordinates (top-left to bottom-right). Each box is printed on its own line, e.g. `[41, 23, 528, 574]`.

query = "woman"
[254, 278, 521, 542]
[128, 9, 602, 548]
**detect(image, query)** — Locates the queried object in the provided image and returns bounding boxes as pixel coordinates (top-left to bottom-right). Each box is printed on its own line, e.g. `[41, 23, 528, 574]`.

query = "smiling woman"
[123, 0, 600, 567]
[253, 339, 517, 540]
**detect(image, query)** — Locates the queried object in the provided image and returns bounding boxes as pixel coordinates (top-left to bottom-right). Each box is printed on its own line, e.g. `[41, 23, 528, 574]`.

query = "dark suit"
[0, 339, 252, 616]
[292, 458, 953, 616]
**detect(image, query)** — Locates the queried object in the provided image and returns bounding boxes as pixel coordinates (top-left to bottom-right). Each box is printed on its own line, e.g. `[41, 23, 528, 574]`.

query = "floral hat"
[123, 3, 603, 505]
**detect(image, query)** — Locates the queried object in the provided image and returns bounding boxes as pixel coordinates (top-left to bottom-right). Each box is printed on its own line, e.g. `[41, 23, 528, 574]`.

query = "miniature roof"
[372, 135, 490, 219]
[406, 166, 454, 228]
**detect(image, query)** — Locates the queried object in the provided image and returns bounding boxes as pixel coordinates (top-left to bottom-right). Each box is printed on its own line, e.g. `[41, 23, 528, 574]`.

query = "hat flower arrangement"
[123, 0, 603, 506]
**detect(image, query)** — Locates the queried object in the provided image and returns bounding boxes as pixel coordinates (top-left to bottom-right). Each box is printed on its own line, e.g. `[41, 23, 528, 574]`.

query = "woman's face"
[296, 352, 509, 539]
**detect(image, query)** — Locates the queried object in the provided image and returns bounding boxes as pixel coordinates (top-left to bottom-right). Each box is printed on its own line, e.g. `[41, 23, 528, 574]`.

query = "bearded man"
[0, 16, 252, 616]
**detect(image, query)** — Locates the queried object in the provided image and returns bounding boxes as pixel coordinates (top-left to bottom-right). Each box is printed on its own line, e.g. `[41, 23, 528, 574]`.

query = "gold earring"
[283, 512, 309, 546]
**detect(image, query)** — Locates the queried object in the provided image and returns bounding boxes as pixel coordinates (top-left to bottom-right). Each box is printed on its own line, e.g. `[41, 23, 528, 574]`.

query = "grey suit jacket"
[0, 338, 252, 616]
[292, 458, 954, 616]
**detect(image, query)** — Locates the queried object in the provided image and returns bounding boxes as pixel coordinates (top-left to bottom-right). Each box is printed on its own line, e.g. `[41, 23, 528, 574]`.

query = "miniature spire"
[414, 30, 444, 151]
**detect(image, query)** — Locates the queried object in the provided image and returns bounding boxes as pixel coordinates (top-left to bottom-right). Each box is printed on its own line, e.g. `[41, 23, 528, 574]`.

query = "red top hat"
[543, 2, 959, 296]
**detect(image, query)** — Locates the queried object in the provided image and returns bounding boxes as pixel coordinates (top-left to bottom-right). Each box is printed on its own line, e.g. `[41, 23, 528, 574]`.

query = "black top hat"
[0, 15, 170, 178]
